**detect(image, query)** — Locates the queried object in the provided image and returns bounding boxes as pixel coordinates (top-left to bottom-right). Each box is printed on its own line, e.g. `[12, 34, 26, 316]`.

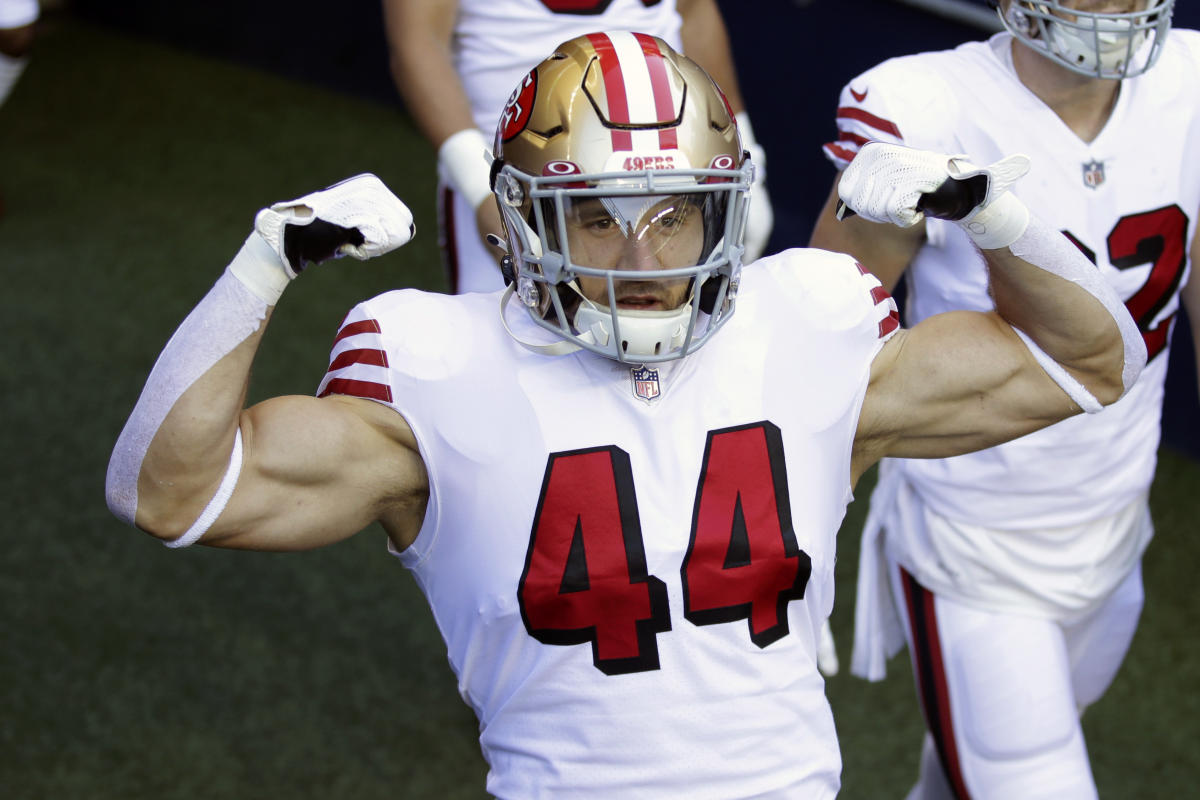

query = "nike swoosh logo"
[850, 87, 868, 102]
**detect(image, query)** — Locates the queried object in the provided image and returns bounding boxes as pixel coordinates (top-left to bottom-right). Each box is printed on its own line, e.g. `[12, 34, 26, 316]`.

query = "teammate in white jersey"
[810, 1, 1199, 797]
[382, 0, 772, 294]
[106, 32, 1143, 798]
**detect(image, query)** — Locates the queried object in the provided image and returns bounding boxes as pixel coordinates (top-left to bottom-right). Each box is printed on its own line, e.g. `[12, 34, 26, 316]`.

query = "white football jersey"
[453, 0, 683, 137]
[317, 249, 897, 798]
[824, 31, 1200, 531]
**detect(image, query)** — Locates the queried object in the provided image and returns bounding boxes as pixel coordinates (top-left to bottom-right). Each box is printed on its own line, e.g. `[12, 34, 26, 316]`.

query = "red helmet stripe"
[633, 32, 678, 150]
[586, 32, 634, 151]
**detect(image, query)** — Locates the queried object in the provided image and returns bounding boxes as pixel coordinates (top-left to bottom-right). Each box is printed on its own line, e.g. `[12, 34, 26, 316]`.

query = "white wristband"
[228, 230, 292, 305]
[438, 128, 493, 211]
[960, 192, 1030, 250]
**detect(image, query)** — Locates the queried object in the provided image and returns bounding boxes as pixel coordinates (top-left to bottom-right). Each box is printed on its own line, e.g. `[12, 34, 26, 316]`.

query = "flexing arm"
[848, 144, 1145, 480]
[106, 176, 428, 552]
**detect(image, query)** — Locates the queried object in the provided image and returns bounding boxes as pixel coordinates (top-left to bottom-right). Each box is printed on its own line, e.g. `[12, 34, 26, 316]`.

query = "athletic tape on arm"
[1006, 215, 1146, 408]
[105, 233, 279, 543]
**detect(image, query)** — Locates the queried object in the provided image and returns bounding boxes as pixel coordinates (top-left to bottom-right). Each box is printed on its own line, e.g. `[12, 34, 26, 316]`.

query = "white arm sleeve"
[105, 234, 277, 542]
[1007, 215, 1147, 404]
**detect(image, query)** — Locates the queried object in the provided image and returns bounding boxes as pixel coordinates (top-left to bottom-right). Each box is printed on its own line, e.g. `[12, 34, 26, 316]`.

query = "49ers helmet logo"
[500, 70, 538, 142]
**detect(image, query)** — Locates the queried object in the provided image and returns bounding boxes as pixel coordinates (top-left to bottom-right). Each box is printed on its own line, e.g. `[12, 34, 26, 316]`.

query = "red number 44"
[518, 422, 811, 675]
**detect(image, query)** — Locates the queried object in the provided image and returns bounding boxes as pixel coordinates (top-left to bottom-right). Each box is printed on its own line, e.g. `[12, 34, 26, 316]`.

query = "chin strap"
[499, 284, 587, 357]
[499, 284, 694, 360]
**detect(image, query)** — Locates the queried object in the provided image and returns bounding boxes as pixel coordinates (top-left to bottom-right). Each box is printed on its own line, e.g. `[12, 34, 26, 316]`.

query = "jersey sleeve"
[821, 54, 959, 171]
[316, 289, 482, 403]
[761, 248, 900, 358]
[317, 300, 396, 404]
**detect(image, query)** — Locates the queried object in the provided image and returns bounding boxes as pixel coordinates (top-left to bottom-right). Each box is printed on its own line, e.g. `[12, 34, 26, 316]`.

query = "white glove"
[254, 173, 415, 276]
[838, 142, 1031, 248]
[230, 174, 415, 305]
[736, 112, 774, 262]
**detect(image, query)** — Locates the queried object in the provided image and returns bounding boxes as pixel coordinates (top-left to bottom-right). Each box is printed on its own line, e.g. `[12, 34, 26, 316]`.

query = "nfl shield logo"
[1082, 159, 1106, 189]
[631, 366, 661, 402]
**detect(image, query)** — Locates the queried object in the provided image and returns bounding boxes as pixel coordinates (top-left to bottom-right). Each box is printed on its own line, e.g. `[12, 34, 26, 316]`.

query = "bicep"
[807, 174, 923, 293]
[856, 310, 1081, 468]
[202, 394, 427, 552]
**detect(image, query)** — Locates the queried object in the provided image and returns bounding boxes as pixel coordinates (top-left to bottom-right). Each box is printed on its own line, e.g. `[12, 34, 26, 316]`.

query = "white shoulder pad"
[317, 290, 488, 402]
[760, 249, 899, 342]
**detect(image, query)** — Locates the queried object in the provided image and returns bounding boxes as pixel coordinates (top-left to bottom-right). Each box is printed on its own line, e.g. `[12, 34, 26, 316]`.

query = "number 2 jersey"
[317, 250, 898, 798]
[453, 0, 682, 137]
[823, 31, 1200, 533]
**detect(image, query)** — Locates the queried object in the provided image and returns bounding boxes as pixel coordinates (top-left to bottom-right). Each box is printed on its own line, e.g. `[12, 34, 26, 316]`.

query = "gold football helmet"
[491, 31, 752, 363]
[997, 0, 1174, 79]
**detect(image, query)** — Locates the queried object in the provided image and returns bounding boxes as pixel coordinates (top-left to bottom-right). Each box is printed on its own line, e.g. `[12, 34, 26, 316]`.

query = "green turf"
[3, 14, 1197, 799]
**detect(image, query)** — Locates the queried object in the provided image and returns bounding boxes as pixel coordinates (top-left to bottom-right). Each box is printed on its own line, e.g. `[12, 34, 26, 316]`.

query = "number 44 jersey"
[317, 249, 898, 799]
[825, 30, 1200, 533]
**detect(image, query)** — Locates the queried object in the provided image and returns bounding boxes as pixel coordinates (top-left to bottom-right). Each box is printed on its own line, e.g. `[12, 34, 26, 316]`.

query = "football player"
[107, 32, 1143, 797]
[382, 0, 773, 294]
[809, 1, 1198, 797]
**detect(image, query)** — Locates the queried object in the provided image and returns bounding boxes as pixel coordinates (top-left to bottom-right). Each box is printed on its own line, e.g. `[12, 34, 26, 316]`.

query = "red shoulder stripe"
[836, 130, 873, 148]
[328, 348, 389, 371]
[858, 263, 901, 339]
[318, 377, 393, 403]
[835, 106, 902, 138]
[823, 142, 859, 165]
[333, 318, 383, 345]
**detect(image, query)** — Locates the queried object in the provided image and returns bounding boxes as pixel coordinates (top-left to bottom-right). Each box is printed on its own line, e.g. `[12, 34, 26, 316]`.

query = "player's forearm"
[679, 0, 744, 114]
[136, 322, 265, 538]
[107, 238, 279, 542]
[984, 218, 1141, 407]
[383, 0, 476, 148]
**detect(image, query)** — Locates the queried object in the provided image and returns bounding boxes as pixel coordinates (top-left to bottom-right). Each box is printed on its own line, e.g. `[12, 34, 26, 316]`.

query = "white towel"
[850, 459, 907, 681]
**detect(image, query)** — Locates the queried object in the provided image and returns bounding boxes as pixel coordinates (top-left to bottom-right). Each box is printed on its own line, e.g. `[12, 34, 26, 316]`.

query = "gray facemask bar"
[497, 162, 752, 363]
[1001, 0, 1173, 79]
